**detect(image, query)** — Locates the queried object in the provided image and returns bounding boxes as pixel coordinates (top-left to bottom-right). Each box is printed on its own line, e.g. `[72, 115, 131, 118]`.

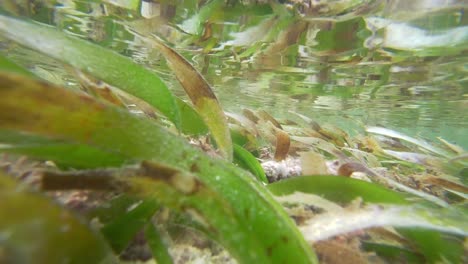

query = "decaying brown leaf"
[318, 125, 349, 147]
[291, 136, 346, 160]
[423, 177, 468, 193]
[242, 108, 260, 124]
[313, 238, 372, 264]
[258, 110, 283, 129]
[337, 162, 376, 177]
[72, 69, 126, 107]
[130, 30, 232, 160]
[274, 128, 290, 161]
[437, 137, 465, 154]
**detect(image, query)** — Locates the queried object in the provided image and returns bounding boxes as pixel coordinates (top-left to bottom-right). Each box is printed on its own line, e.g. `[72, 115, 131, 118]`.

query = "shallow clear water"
[1, 0, 467, 148]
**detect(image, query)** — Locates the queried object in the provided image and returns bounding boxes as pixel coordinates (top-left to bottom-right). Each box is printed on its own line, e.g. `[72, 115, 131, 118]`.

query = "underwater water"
[1, 0, 467, 148]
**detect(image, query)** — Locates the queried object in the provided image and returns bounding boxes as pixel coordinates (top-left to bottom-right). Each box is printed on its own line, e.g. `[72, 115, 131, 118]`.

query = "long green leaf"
[101, 199, 160, 253]
[0, 130, 128, 169]
[233, 144, 268, 183]
[268, 175, 410, 205]
[0, 72, 317, 263]
[144, 222, 174, 264]
[0, 15, 181, 129]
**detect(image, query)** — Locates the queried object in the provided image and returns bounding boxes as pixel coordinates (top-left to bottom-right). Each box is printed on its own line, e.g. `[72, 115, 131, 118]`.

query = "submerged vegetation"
[0, 1, 467, 263]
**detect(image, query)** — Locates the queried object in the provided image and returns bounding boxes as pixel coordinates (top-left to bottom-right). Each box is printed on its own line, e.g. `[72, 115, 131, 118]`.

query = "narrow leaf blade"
[144, 222, 174, 264]
[268, 175, 410, 205]
[101, 199, 160, 253]
[233, 144, 268, 183]
[0, 130, 128, 169]
[137, 33, 233, 160]
[0, 15, 181, 129]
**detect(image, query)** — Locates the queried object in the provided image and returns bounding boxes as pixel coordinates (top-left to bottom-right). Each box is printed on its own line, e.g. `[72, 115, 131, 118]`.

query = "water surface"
[1, 0, 467, 147]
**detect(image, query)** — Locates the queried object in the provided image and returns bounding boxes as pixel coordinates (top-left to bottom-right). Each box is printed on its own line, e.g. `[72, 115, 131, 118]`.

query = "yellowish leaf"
[132, 31, 232, 160]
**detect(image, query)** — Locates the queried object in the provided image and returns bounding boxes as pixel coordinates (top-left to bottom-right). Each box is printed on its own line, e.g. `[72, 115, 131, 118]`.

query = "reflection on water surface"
[1, 0, 467, 147]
